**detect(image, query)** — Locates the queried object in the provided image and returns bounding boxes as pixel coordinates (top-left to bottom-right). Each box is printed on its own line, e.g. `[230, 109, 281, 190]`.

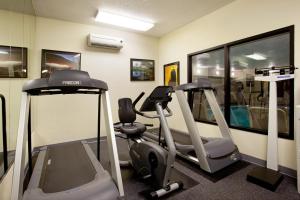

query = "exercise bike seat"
[119, 122, 146, 137]
[117, 98, 147, 138]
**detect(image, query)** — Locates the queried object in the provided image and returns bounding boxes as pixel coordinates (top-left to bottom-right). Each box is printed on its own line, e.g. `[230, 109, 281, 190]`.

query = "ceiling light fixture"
[246, 53, 267, 60]
[95, 10, 154, 31]
[0, 50, 8, 55]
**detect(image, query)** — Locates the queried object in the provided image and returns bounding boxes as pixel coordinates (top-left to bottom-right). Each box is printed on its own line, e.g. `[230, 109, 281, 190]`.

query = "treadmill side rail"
[174, 87, 240, 173]
[175, 90, 211, 172]
[204, 90, 233, 139]
[102, 91, 125, 197]
[11, 92, 31, 200]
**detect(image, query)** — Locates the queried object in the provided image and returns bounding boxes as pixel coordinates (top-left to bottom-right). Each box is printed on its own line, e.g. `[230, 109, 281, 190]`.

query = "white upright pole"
[266, 81, 278, 171]
[296, 105, 300, 193]
[102, 91, 124, 197]
[11, 92, 30, 200]
[175, 90, 210, 172]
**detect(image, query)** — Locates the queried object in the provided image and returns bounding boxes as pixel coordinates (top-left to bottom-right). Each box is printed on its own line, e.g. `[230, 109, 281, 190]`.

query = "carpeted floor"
[89, 139, 199, 200]
[89, 138, 300, 200]
[0, 151, 15, 179]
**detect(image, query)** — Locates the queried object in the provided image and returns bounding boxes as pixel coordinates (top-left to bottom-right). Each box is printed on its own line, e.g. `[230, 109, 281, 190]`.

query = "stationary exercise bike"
[114, 86, 183, 199]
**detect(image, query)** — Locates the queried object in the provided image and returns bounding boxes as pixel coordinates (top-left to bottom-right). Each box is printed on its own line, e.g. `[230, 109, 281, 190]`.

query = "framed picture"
[130, 58, 155, 81]
[0, 45, 27, 78]
[41, 49, 81, 78]
[164, 61, 180, 86]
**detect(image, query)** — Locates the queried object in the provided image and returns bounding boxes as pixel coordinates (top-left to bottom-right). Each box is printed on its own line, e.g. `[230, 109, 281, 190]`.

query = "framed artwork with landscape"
[130, 58, 155, 81]
[41, 49, 81, 78]
[0, 45, 27, 78]
[164, 61, 180, 86]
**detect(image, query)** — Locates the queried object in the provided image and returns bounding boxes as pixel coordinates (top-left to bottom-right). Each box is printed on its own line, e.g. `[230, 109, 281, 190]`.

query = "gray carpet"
[171, 163, 300, 200]
[89, 138, 300, 200]
[0, 151, 15, 179]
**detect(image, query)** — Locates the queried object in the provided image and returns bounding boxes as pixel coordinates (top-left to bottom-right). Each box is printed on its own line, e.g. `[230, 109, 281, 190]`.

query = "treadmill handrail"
[0, 94, 8, 172]
[175, 78, 214, 91]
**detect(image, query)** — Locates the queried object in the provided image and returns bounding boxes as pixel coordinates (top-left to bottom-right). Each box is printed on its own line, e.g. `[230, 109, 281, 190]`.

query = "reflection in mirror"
[189, 28, 293, 139]
[229, 33, 291, 136]
[0, 0, 35, 181]
[191, 49, 225, 123]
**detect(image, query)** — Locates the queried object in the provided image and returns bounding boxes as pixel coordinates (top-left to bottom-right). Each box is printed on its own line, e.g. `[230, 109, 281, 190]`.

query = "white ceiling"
[0, 0, 235, 37]
[32, 0, 234, 37]
[0, 0, 35, 15]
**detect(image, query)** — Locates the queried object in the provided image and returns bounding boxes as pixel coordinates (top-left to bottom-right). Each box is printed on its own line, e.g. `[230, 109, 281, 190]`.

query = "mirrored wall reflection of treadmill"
[174, 79, 241, 173]
[11, 70, 124, 200]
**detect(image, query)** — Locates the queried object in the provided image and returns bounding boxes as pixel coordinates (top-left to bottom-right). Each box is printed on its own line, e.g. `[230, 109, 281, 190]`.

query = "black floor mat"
[89, 139, 199, 200]
[176, 156, 249, 183]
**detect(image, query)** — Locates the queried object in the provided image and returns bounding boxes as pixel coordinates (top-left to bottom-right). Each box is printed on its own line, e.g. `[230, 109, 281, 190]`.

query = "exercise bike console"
[132, 86, 173, 118]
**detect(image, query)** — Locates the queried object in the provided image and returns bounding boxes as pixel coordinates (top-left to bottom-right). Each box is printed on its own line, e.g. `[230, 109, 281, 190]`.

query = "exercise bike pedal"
[147, 181, 183, 199]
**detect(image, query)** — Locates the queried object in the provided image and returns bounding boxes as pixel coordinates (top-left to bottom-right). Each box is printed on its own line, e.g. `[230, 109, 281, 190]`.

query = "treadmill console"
[23, 70, 108, 95]
[139, 86, 173, 112]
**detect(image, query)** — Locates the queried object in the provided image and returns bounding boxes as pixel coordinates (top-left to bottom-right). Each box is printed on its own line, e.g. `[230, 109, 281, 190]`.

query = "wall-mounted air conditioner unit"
[87, 33, 124, 50]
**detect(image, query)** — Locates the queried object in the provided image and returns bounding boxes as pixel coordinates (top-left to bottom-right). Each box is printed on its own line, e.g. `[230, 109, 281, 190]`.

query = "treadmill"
[11, 70, 124, 200]
[145, 79, 241, 173]
[175, 79, 241, 173]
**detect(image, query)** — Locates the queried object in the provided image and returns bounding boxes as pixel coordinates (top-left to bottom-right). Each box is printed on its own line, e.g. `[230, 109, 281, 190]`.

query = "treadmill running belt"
[147, 128, 192, 145]
[40, 142, 96, 193]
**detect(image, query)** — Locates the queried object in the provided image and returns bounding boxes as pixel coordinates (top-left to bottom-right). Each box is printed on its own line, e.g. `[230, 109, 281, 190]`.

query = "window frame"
[187, 25, 294, 140]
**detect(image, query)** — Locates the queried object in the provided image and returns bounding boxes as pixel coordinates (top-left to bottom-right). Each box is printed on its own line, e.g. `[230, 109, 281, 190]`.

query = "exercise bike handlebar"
[133, 92, 145, 107]
[132, 92, 147, 117]
[132, 92, 173, 119]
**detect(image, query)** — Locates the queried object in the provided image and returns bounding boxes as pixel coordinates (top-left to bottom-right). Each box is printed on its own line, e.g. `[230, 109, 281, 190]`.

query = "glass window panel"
[191, 49, 224, 123]
[229, 33, 291, 136]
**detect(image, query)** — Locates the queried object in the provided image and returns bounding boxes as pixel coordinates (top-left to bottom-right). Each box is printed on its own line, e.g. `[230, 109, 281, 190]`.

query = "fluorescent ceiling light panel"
[0, 50, 8, 54]
[95, 10, 154, 31]
[246, 53, 266, 60]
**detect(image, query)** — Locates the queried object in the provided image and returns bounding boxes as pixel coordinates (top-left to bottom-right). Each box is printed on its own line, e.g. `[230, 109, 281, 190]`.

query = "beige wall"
[158, 0, 300, 170]
[31, 17, 159, 147]
[2, 0, 300, 198]
[0, 9, 35, 200]
[0, 9, 35, 151]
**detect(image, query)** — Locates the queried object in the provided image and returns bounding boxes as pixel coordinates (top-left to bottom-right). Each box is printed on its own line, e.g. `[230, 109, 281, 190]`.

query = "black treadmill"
[10, 70, 124, 200]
